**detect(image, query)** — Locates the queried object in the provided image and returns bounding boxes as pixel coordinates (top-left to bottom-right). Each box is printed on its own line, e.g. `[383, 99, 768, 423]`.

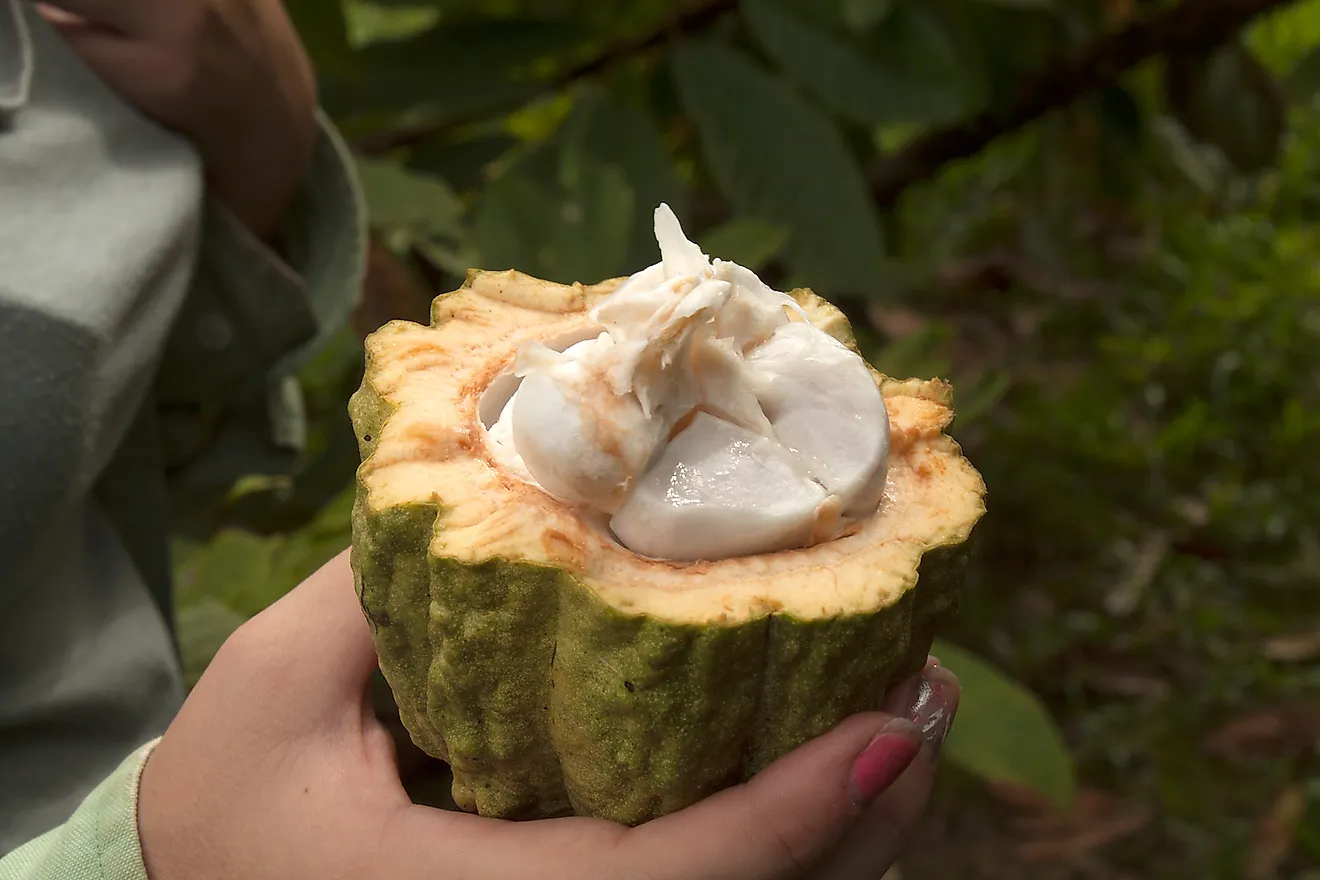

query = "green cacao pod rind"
[349, 269, 987, 825]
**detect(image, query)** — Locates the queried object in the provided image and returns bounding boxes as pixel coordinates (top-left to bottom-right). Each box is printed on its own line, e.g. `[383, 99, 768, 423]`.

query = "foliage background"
[172, 0, 1320, 876]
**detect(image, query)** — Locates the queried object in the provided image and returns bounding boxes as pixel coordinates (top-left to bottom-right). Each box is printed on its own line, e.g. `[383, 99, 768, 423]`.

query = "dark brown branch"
[869, 0, 1301, 208]
[355, 0, 737, 155]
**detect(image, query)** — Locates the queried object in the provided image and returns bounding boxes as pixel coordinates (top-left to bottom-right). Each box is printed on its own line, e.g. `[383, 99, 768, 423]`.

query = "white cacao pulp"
[487, 204, 890, 561]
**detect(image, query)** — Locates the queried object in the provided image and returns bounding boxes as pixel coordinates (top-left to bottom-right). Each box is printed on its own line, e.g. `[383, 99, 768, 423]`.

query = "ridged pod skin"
[348, 269, 987, 825]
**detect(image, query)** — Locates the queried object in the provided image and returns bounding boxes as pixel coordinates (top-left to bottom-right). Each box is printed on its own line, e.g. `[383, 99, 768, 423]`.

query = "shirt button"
[196, 311, 234, 351]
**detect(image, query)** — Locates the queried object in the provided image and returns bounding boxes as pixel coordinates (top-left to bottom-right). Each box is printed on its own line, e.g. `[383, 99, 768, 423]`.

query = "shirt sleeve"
[0, 740, 158, 880]
[154, 109, 368, 528]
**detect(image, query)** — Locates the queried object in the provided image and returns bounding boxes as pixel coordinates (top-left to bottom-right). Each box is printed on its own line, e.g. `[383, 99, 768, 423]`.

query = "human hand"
[138, 550, 961, 880]
[37, 0, 317, 239]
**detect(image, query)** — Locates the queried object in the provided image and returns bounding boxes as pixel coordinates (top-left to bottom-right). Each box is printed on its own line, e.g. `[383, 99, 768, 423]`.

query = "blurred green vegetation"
[173, 0, 1320, 876]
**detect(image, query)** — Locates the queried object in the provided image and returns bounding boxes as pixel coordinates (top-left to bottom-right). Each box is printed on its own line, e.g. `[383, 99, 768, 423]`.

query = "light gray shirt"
[0, 0, 366, 852]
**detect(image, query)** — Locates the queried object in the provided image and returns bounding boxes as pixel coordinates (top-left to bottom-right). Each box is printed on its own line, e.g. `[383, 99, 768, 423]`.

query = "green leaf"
[343, 0, 439, 47]
[352, 18, 586, 120]
[467, 85, 680, 282]
[177, 599, 248, 690]
[471, 152, 636, 284]
[842, 0, 894, 31]
[409, 133, 520, 194]
[929, 1, 1052, 107]
[268, 487, 355, 590]
[174, 530, 278, 619]
[741, 0, 970, 126]
[955, 372, 1012, 426]
[698, 220, 790, 272]
[1287, 44, 1320, 102]
[415, 239, 476, 277]
[671, 41, 886, 292]
[1165, 43, 1287, 173]
[931, 639, 1078, 809]
[286, 0, 360, 115]
[354, 158, 465, 238]
[1250, 0, 1320, 73]
[287, 0, 356, 72]
[1150, 115, 1225, 196]
[558, 86, 689, 271]
[867, 320, 952, 381]
[172, 486, 354, 638]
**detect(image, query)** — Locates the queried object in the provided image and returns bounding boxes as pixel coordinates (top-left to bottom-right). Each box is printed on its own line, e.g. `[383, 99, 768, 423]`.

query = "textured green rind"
[743, 541, 968, 776]
[353, 462, 976, 826]
[347, 367, 390, 462]
[902, 542, 970, 680]
[351, 489, 443, 757]
[428, 558, 572, 819]
[743, 594, 916, 777]
[549, 578, 767, 823]
[347, 377, 447, 758]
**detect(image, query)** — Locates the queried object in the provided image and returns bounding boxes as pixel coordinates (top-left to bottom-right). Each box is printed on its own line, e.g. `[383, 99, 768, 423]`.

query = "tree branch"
[869, 0, 1301, 208]
[355, 0, 737, 155]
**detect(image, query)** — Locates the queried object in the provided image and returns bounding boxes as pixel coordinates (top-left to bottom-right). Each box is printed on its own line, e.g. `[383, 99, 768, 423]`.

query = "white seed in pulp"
[487, 204, 890, 561]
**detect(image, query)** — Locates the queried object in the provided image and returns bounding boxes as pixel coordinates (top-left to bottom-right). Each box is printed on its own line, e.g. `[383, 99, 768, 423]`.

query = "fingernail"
[849, 718, 923, 805]
[881, 655, 941, 718]
[906, 665, 960, 756]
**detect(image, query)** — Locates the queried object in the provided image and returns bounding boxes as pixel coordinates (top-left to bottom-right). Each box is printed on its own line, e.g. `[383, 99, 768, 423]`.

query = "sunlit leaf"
[671, 41, 886, 292]
[1249, 0, 1320, 74]
[933, 639, 1078, 809]
[343, 0, 439, 47]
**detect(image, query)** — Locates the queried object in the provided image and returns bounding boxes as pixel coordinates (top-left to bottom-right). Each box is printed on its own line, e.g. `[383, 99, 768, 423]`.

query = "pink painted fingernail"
[907, 664, 960, 756]
[848, 718, 923, 805]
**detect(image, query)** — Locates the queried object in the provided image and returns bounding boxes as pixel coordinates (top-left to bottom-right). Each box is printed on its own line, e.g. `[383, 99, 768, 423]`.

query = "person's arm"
[0, 550, 959, 880]
[0, 744, 158, 880]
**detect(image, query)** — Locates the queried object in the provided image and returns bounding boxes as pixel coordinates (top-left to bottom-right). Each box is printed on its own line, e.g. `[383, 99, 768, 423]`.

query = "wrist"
[132, 738, 168, 880]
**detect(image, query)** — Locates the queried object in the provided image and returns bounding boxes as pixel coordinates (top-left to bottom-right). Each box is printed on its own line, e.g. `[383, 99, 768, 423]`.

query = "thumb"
[616, 712, 925, 879]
